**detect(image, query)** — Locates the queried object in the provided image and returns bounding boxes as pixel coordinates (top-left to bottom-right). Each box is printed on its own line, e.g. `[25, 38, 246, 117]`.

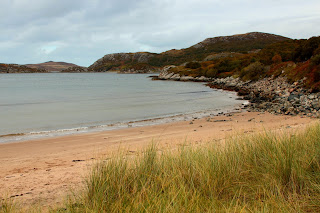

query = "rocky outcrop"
[207, 77, 320, 117]
[118, 67, 160, 74]
[61, 66, 89, 73]
[157, 66, 211, 81]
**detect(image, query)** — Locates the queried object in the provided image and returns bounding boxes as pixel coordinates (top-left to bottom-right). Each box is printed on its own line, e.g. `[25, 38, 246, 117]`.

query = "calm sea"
[0, 73, 244, 143]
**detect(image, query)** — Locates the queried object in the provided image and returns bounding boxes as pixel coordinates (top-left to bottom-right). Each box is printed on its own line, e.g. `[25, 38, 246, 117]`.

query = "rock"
[171, 74, 181, 80]
[288, 94, 299, 101]
[72, 160, 85, 162]
[312, 101, 320, 110]
[196, 76, 211, 81]
[180, 76, 195, 81]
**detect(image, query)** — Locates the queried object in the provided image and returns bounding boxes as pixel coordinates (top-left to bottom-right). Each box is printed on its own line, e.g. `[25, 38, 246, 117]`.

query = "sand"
[0, 111, 316, 209]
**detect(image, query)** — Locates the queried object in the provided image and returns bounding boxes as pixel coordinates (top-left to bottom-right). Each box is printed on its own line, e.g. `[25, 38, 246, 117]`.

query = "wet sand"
[0, 111, 315, 208]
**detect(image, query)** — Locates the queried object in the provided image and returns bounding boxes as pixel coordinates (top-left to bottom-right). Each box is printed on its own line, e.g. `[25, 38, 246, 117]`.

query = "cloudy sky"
[1, 0, 320, 67]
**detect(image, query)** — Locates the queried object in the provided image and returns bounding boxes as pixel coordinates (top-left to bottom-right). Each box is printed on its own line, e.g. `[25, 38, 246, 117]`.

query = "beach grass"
[56, 122, 320, 212]
[2, 123, 320, 213]
[0, 198, 16, 213]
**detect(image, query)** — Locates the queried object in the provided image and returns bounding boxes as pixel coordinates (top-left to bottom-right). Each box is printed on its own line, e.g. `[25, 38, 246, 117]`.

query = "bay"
[0, 73, 244, 142]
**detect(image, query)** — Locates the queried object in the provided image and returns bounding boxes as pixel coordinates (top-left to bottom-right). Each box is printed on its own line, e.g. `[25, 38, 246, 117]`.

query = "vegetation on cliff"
[89, 32, 289, 73]
[165, 36, 320, 91]
[88, 52, 157, 72]
[89, 32, 319, 91]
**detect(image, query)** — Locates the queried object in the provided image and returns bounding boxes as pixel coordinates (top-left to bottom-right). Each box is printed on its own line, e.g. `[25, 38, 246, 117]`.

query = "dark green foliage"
[214, 58, 241, 73]
[185, 61, 201, 69]
[205, 68, 218, 78]
[293, 36, 320, 62]
[257, 40, 300, 64]
[311, 54, 320, 65]
[93, 63, 121, 72]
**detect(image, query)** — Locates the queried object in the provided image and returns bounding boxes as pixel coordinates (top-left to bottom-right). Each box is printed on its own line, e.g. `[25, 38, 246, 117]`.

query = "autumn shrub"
[272, 54, 282, 64]
[205, 68, 218, 78]
[268, 62, 296, 78]
[240, 62, 267, 81]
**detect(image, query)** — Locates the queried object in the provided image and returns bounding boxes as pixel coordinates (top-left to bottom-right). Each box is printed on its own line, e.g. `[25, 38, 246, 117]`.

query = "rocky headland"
[156, 66, 320, 118]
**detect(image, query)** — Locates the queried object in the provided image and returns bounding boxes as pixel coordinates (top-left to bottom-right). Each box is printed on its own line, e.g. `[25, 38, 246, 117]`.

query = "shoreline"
[0, 92, 245, 144]
[0, 111, 316, 208]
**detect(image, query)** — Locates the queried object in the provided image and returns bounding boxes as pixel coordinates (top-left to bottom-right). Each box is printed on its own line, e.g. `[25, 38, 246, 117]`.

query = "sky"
[1, 0, 320, 67]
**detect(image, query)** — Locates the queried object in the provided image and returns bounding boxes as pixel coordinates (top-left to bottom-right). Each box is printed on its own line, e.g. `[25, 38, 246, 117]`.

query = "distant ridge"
[25, 61, 82, 72]
[191, 32, 289, 49]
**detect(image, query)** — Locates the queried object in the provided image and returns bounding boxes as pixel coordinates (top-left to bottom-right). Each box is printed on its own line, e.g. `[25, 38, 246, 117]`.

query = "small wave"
[176, 90, 210, 95]
[0, 104, 244, 144]
[27, 126, 91, 135]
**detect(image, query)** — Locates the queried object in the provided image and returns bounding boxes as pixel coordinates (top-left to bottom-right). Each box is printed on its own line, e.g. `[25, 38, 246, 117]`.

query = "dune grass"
[0, 198, 16, 213]
[53, 123, 320, 213]
[2, 123, 320, 213]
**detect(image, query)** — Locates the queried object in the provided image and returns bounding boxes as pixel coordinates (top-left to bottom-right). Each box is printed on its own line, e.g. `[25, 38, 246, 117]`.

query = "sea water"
[0, 73, 245, 143]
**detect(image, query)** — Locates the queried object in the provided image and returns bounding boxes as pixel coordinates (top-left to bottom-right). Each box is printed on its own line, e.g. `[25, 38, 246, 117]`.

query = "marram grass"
[59, 123, 320, 213]
[2, 123, 320, 213]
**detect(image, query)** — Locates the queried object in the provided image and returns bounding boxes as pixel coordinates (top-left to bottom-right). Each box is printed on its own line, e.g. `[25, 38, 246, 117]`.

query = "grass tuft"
[59, 123, 320, 212]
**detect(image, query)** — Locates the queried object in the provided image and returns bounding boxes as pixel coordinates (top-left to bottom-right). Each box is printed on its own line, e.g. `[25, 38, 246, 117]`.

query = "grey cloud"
[0, 0, 320, 66]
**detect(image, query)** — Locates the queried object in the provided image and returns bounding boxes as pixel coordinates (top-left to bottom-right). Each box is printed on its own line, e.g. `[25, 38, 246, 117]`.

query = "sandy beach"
[0, 111, 316, 209]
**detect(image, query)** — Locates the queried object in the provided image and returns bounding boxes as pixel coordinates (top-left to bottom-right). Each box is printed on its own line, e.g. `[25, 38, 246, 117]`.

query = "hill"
[89, 32, 290, 72]
[25, 61, 81, 72]
[0, 63, 47, 73]
[89, 52, 158, 73]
